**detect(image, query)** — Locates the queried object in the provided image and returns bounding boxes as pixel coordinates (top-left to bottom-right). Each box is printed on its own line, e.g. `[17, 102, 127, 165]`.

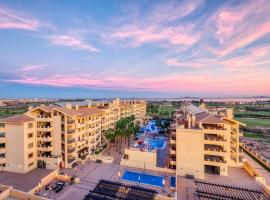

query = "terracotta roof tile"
[1, 114, 34, 124]
[198, 115, 225, 124]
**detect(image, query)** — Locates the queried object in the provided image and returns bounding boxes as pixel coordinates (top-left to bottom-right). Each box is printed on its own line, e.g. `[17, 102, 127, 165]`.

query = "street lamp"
[74, 166, 77, 177]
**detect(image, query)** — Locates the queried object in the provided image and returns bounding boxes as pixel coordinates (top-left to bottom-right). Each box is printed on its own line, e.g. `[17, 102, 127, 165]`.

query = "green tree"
[104, 128, 116, 155]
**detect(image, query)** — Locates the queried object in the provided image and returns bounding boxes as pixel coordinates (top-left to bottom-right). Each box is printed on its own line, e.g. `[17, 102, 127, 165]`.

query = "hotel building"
[169, 104, 243, 179]
[0, 98, 146, 173]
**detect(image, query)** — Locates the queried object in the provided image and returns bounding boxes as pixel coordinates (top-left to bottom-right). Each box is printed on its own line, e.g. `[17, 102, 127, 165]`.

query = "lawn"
[0, 107, 28, 118]
[235, 117, 270, 127]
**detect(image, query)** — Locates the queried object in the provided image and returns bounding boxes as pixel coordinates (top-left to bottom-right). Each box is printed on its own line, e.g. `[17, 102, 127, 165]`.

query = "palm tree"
[104, 128, 116, 155]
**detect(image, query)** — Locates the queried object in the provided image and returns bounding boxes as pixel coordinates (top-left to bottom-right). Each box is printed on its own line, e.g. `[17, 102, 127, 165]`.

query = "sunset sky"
[0, 0, 270, 98]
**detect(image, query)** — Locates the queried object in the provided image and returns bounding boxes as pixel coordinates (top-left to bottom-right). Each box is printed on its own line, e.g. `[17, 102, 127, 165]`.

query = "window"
[28, 162, 34, 167]
[28, 153, 33, 158]
[28, 123, 33, 129]
[28, 133, 33, 139]
[123, 154, 129, 160]
[28, 143, 33, 149]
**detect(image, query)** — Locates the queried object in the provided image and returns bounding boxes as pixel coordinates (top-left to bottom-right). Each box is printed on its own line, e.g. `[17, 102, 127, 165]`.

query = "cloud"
[21, 64, 50, 72]
[111, 25, 200, 48]
[166, 58, 206, 68]
[48, 35, 99, 52]
[102, 1, 202, 49]
[210, 0, 270, 56]
[0, 6, 40, 30]
[5, 70, 270, 95]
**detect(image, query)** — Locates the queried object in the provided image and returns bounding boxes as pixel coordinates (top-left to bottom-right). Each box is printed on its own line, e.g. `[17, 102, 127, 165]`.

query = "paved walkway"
[0, 168, 53, 192]
[244, 152, 270, 186]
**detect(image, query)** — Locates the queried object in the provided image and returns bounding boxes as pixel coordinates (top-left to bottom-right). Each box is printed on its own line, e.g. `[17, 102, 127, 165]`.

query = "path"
[243, 152, 270, 187]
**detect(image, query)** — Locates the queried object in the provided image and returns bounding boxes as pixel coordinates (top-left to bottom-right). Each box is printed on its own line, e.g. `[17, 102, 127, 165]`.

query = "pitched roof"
[0, 114, 34, 124]
[198, 115, 225, 124]
[76, 107, 104, 117]
[33, 105, 104, 117]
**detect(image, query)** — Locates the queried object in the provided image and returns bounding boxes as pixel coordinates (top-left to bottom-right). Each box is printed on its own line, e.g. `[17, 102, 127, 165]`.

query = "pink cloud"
[210, 0, 270, 56]
[0, 6, 40, 30]
[49, 35, 99, 52]
[166, 58, 206, 68]
[111, 25, 200, 47]
[5, 71, 270, 95]
[21, 64, 50, 72]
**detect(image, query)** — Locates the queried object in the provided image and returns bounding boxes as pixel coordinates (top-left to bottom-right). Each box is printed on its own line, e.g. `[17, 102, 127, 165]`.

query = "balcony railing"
[67, 147, 76, 154]
[37, 126, 53, 131]
[67, 138, 76, 144]
[37, 145, 53, 151]
[204, 155, 226, 163]
[37, 116, 52, 122]
[204, 135, 226, 142]
[37, 135, 53, 142]
[67, 129, 75, 134]
[67, 119, 76, 124]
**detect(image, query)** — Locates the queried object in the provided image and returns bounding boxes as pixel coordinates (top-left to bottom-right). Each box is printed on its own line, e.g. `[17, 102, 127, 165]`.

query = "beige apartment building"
[169, 104, 243, 179]
[0, 98, 146, 173]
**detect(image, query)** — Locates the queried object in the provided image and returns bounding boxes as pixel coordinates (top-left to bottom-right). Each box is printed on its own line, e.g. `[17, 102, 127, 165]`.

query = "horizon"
[1, 0, 270, 97]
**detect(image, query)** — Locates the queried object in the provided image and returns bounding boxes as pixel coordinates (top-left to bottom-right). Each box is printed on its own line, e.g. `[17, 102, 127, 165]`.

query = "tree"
[104, 128, 116, 155]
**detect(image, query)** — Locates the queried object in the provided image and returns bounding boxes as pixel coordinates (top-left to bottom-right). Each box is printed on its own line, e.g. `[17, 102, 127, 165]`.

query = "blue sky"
[0, 0, 270, 98]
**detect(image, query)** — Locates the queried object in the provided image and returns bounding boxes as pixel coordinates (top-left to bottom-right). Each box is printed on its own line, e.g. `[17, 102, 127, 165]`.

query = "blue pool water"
[122, 171, 164, 187]
[145, 138, 165, 149]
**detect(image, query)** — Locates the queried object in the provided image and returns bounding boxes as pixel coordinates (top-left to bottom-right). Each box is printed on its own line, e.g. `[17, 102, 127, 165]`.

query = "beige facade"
[0, 98, 146, 173]
[169, 104, 243, 179]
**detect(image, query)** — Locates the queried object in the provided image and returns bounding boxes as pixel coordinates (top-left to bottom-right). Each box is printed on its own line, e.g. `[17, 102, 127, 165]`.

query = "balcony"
[204, 134, 226, 144]
[67, 147, 76, 154]
[0, 137, 5, 144]
[67, 119, 76, 124]
[67, 129, 75, 134]
[0, 157, 6, 164]
[37, 126, 53, 132]
[67, 138, 76, 145]
[0, 148, 5, 154]
[37, 145, 53, 151]
[170, 137, 176, 144]
[37, 135, 53, 142]
[204, 155, 226, 166]
[37, 116, 52, 122]
[170, 160, 176, 165]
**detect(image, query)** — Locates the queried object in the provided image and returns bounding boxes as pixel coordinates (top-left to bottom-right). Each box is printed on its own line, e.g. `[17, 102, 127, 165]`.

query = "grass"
[234, 111, 270, 118]
[244, 132, 266, 139]
[0, 107, 28, 118]
[158, 105, 177, 113]
[235, 117, 270, 127]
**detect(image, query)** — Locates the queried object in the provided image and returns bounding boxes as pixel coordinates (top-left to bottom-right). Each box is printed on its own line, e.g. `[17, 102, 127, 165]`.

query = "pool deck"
[53, 161, 176, 200]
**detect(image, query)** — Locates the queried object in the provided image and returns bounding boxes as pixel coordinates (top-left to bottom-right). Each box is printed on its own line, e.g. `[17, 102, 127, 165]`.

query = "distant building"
[0, 98, 146, 173]
[169, 104, 244, 179]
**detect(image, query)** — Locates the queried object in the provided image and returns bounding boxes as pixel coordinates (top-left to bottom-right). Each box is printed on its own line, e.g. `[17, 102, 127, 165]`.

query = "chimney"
[225, 108, 233, 119]
[191, 115, 196, 128]
[28, 105, 33, 111]
[187, 114, 191, 129]
[75, 105, 79, 110]
[65, 103, 72, 109]
[88, 102, 92, 108]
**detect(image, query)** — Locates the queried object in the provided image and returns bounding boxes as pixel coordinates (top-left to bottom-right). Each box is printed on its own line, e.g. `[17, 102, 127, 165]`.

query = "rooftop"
[0, 114, 34, 124]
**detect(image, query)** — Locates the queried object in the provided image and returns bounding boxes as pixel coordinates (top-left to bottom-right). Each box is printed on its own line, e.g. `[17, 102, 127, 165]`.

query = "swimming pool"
[145, 138, 165, 149]
[122, 171, 164, 187]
